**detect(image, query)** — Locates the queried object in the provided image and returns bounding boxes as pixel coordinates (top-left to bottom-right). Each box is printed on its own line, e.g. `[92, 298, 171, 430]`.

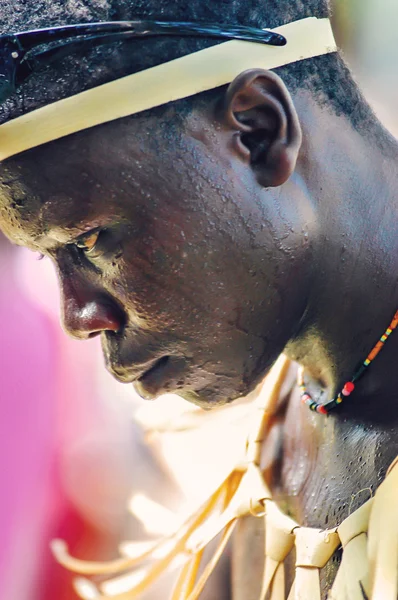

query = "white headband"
[0, 17, 336, 161]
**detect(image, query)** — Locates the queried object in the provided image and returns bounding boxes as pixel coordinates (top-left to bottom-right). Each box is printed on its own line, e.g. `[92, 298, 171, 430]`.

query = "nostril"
[88, 331, 101, 339]
[63, 300, 125, 340]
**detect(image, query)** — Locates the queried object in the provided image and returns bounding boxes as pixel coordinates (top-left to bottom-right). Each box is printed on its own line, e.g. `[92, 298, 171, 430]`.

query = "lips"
[134, 355, 187, 400]
[137, 355, 170, 382]
[106, 351, 187, 399]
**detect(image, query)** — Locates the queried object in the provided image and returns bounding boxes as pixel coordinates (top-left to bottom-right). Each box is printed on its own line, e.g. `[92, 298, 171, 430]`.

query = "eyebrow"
[0, 20, 286, 103]
[41, 215, 118, 245]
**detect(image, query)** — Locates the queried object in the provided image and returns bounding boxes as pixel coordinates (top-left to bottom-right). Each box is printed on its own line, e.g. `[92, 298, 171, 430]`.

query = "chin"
[175, 380, 256, 410]
[176, 390, 231, 410]
[133, 365, 263, 409]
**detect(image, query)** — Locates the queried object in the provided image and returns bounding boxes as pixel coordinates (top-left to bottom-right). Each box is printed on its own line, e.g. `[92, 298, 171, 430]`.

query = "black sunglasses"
[0, 20, 286, 105]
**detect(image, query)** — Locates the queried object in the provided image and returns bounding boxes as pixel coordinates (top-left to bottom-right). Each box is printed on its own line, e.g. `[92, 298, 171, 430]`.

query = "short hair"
[0, 0, 377, 135]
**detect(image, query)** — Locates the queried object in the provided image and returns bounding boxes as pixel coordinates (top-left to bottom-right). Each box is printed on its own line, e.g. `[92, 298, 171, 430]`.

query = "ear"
[220, 69, 302, 188]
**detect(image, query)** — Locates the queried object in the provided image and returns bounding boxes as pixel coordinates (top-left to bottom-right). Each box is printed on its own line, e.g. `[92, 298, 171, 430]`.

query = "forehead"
[0, 155, 116, 248]
[0, 118, 199, 248]
[0, 104, 231, 253]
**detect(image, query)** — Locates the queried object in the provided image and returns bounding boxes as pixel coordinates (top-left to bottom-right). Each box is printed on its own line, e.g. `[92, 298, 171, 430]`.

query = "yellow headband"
[0, 17, 336, 161]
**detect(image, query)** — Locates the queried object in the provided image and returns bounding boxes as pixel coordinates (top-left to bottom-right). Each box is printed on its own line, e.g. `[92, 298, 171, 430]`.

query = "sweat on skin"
[1, 1, 398, 598]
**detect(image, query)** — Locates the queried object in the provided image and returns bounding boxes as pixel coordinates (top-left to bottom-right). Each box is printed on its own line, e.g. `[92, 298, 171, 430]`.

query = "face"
[0, 106, 314, 407]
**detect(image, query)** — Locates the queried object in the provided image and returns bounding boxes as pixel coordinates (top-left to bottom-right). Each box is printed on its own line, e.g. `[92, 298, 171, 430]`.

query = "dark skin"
[0, 71, 308, 409]
[2, 68, 398, 596]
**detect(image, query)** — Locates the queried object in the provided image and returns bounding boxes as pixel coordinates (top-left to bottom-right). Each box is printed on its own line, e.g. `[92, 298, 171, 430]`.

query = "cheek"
[108, 167, 314, 337]
[113, 233, 273, 340]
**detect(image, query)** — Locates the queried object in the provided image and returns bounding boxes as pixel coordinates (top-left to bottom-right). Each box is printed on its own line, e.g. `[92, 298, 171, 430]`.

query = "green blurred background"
[334, 0, 398, 133]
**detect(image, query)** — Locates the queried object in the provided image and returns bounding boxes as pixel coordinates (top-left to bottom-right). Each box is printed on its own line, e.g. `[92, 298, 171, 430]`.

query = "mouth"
[107, 352, 188, 399]
[134, 355, 187, 400]
[138, 355, 171, 383]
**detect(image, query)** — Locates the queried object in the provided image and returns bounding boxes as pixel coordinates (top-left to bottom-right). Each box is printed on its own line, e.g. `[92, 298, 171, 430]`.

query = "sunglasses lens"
[0, 40, 19, 103]
[0, 79, 14, 103]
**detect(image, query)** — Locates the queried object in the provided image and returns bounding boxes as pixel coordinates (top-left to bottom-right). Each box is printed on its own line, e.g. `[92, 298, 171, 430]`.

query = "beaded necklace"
[299, 309, 398, 414]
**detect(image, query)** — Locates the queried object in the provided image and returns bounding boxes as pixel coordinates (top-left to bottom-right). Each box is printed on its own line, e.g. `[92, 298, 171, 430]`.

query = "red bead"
[342, 381, 355, 396]
[317, 405, 328, 415]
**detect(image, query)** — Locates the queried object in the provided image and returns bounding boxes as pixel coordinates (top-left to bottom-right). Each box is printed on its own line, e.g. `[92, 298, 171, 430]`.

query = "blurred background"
[1, 1, 398, 599]
[333, 0, 398, 133]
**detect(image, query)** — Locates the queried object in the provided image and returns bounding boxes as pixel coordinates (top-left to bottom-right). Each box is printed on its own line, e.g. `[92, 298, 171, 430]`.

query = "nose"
[60, 275, 125, 340]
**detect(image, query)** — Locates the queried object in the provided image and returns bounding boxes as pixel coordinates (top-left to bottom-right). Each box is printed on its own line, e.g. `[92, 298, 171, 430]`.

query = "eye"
[72, 227, 123, 262]
[75, 230, 101, 254]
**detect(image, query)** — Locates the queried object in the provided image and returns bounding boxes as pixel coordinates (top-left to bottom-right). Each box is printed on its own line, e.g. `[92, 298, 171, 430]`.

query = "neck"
[270, 97, 398, 532]
[285, 93, 398, 424]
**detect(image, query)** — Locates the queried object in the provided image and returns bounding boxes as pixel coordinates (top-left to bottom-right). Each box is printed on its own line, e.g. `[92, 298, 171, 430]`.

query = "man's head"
[0, 1, 382, 407]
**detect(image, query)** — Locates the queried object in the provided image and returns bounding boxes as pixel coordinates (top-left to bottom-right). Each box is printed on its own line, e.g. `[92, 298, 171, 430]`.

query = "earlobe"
[221, 69, 302, 187]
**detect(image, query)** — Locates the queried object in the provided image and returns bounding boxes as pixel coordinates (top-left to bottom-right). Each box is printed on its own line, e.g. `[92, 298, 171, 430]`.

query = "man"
[0, 0, 397, 598]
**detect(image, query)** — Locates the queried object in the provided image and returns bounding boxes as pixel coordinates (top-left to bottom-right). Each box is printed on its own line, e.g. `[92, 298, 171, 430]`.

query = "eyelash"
[75, 229, 103, 256]
[74, 228, 123, 262]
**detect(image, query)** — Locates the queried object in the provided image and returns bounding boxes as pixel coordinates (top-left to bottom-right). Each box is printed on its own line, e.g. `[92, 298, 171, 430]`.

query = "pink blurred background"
[0, 239, 181, 599]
